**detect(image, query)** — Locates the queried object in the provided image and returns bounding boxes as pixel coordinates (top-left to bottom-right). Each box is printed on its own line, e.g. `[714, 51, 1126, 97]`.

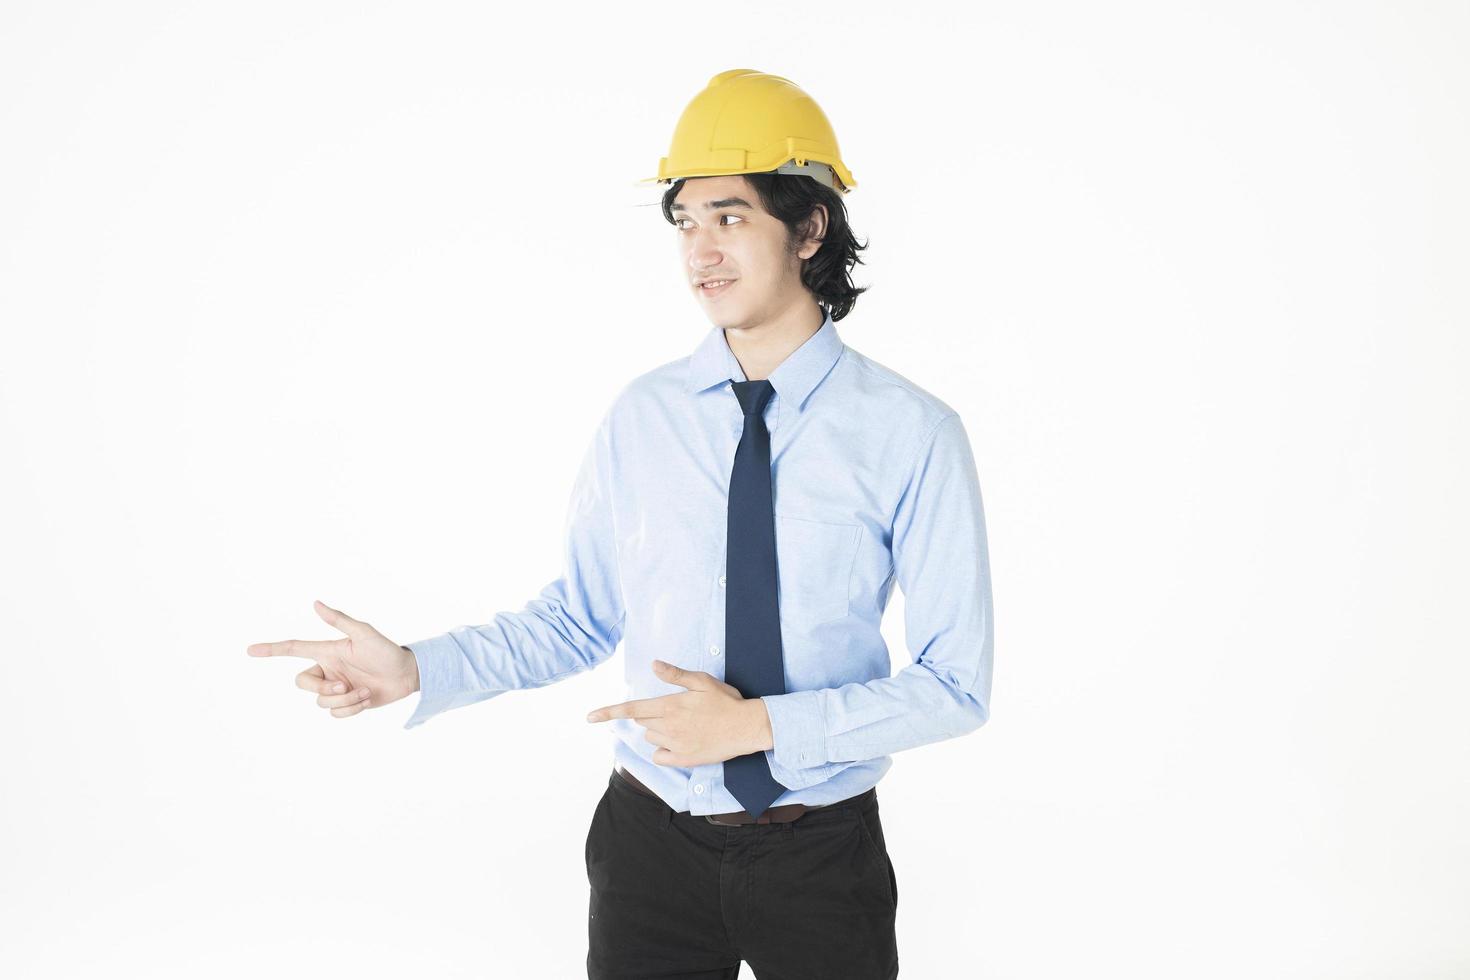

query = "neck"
[723, 300, 824, 381]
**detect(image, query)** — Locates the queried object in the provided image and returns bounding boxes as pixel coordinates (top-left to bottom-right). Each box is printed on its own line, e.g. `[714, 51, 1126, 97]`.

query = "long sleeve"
[402, 407, 627, 729]
[760, 412, 993, 774]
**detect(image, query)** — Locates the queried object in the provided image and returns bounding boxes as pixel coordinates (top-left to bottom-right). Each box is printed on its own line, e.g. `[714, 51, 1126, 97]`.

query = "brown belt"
[614, 764, 848, 826]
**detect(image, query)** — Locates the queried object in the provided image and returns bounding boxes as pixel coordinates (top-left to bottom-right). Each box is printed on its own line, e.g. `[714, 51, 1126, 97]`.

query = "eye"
[674, 214, 744, 230]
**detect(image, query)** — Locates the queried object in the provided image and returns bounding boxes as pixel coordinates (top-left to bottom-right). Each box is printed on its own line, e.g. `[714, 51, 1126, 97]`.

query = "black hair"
[661, 171, 870, 322]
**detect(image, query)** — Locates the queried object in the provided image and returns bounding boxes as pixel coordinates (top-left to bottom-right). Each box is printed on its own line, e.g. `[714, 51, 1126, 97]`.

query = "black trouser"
[584, 768, 899, 979]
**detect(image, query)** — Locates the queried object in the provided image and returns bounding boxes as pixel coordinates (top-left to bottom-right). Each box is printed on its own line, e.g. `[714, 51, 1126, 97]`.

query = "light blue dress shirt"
[403, 307, 994, 815]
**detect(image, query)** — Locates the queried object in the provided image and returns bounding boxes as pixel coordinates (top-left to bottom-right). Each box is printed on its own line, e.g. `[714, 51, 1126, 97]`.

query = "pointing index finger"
[586, 698, 664, 723]
[245, 638, 340, 661]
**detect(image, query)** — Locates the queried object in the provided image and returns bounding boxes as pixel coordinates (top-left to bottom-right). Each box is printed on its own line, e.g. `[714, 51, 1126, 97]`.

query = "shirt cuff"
[400, 633, 504, 729]
[759, 691, 830, 788]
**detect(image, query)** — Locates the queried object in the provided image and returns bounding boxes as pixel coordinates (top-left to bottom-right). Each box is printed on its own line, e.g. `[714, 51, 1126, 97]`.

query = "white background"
[2, 2, 1466, 977]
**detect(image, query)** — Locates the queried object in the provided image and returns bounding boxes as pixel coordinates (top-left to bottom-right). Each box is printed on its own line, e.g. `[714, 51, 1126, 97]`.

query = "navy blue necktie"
[723, 378, 790, 820]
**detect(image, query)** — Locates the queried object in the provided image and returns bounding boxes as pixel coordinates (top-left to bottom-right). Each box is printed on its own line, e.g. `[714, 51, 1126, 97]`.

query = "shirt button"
[709, 644, 720, 657]
[694, 784, 705, 794]
[718, 575, 726, 588]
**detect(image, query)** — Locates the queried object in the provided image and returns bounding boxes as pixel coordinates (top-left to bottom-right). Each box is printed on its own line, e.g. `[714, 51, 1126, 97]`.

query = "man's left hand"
[584, 660, 771, 767]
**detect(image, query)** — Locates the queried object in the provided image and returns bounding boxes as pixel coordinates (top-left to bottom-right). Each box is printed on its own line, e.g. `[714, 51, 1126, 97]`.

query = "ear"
[799, 204, 828, 260]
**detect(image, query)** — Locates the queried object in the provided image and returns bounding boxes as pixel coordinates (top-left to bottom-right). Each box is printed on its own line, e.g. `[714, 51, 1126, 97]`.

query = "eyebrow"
[668, 197, 756, 214]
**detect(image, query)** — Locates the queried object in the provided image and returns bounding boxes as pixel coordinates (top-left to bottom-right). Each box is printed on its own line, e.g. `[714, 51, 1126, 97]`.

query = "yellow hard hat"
[639, 69, 857, 194]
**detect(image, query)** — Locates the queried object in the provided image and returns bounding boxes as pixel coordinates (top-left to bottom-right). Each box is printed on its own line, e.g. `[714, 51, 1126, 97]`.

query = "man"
[247, 69, 993, 980]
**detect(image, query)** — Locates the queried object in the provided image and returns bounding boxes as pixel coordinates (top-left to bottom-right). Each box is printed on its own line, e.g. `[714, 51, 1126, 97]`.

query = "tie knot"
[730, 379, 775, 417]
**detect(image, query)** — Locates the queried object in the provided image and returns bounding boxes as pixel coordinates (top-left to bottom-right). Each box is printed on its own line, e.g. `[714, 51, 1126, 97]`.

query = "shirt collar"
[685, 308, 844, 413]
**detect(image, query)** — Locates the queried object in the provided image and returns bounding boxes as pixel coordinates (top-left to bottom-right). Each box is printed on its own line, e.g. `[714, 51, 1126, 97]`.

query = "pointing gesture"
[246, 600, 420, 719]
[585, 659, 774, 767]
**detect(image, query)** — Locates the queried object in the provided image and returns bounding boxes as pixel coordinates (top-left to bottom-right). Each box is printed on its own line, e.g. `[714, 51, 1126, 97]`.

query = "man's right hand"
[246, 600, 420, 719]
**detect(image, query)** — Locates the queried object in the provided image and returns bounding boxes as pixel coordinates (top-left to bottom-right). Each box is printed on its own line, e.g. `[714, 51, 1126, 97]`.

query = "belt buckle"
[705, 812, 751, 826]
[705, 803, 809, 826]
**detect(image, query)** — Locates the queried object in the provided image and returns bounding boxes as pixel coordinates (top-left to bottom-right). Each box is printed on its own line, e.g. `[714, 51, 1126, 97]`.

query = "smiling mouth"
[698, 279, 737, 295]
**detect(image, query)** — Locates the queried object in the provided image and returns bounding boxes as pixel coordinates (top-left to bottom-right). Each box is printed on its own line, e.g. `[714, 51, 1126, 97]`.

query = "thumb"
[653, 659, 706, 689]
[313, 599, 369, 638]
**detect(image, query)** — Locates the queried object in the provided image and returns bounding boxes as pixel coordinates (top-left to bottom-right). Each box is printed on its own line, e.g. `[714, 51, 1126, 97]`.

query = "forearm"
[761, 658, 991, 771]
[401, 590, 625, 730]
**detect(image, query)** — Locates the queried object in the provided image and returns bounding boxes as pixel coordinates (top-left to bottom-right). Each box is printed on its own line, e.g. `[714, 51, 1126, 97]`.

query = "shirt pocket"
[774, 513, 862, 630]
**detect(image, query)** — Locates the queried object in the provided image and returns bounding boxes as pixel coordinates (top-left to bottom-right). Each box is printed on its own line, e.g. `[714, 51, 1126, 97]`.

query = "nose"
[683, 230, 724, 276]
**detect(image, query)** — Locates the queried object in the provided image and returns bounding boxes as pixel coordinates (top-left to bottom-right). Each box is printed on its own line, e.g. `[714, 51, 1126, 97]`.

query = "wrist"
[750, 697, 774, 753]
[401, 645, 419, 693]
